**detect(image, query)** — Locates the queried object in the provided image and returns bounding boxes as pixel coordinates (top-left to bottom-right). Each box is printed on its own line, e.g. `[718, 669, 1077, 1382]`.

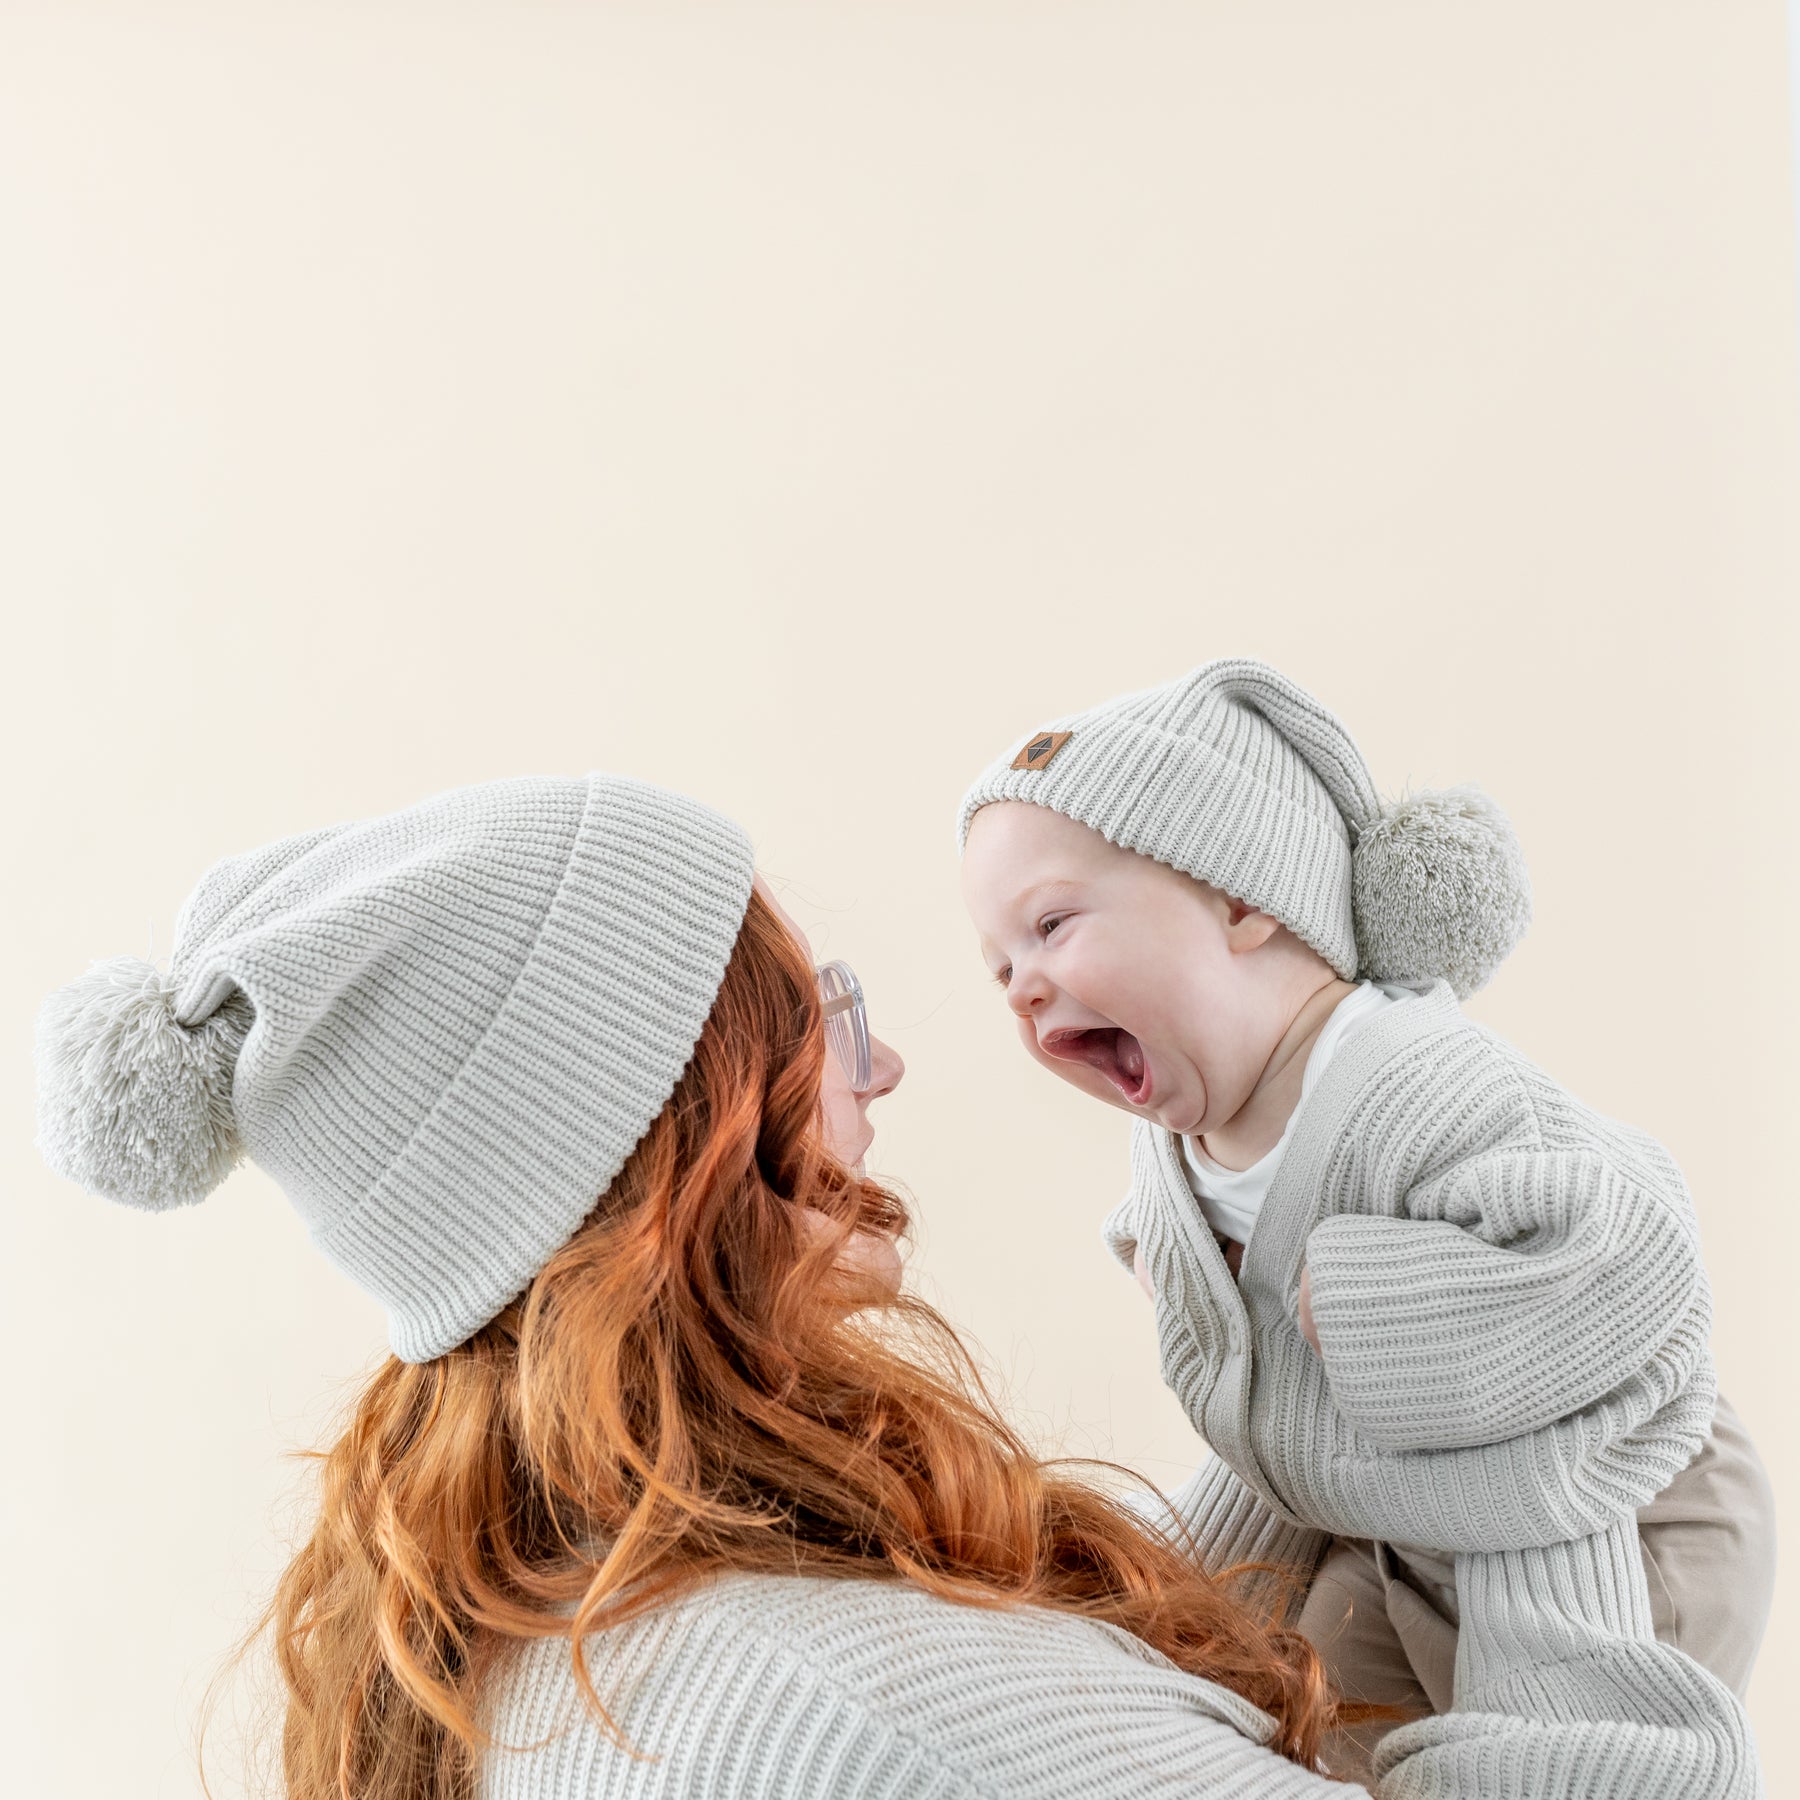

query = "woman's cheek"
[819, 1073, 866, 1167]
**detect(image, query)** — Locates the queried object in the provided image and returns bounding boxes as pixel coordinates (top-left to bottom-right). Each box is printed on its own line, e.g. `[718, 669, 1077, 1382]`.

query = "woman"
[35, 773, 1754, 1799]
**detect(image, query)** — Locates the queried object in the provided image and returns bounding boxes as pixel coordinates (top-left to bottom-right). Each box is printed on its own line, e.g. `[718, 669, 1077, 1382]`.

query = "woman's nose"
[863, 1033, 905, 1102]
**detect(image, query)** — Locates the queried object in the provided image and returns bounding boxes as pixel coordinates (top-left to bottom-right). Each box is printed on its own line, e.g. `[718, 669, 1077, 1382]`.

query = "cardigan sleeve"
[1371, 1516, 1761, 1798]
[1138, 1467, 1761, 1796]
[1301, 1144, 1712, 1453]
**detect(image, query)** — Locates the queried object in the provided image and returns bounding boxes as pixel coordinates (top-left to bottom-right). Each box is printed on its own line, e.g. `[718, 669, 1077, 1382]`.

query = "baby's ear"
[1222, 896, 1283, 953]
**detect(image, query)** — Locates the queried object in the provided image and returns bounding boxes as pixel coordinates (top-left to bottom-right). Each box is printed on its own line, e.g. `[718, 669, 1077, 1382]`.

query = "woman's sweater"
[476, 1553, 1756, 1797]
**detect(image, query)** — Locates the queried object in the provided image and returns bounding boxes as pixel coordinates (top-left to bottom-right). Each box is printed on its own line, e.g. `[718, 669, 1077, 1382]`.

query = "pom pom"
[34, 956, 253, 1211]
[1351, 785, 1532, 999]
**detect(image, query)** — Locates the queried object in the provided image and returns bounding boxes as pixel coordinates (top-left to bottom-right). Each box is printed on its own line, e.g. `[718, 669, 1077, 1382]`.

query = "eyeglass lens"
[816, 960, 872, 1093]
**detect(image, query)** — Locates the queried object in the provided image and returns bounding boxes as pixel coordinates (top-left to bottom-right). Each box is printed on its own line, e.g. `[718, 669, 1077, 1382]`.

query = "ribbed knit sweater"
[476, 1547, 1755, 1797]
[475, 977, 1758, 1796]
[1104, 975, 1762, 1793]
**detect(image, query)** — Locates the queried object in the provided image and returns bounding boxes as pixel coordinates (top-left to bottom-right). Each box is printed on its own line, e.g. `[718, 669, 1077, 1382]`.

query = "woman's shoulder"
[478, 1570, 1332, 1800]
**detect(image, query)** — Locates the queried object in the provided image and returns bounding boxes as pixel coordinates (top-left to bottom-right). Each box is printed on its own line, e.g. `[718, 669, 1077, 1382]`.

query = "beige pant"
[1297, 1394, 1777, 1791]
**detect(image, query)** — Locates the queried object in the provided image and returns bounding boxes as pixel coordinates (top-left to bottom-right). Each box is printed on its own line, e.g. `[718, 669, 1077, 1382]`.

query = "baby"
[957, 658, 1775, 1786]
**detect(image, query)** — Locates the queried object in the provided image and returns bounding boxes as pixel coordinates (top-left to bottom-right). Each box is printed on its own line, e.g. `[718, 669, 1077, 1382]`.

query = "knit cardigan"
[474, 981, 1759, 1797]
[1105, 976, 1761, 1793]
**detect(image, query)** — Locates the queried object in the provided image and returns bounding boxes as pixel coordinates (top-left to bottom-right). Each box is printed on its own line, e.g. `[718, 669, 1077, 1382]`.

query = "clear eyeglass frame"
[815, 959, 872, 1094]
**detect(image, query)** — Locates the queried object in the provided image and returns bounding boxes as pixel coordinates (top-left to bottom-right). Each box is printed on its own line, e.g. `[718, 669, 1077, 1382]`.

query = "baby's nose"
[1004, 963, 1050, 1017]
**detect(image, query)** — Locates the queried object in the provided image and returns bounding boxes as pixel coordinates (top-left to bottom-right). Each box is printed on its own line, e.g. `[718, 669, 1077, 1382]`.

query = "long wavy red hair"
[209, 887, 1352, 1797]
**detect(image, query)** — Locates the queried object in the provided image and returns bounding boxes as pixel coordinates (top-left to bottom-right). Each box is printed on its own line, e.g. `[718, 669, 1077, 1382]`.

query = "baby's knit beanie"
[34, 774, 756, 1361]
[957, 657, 1530, 998]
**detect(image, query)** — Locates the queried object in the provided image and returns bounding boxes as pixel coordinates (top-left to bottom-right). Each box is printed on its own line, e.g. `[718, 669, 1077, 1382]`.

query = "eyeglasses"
[815, 960, 872, 1094]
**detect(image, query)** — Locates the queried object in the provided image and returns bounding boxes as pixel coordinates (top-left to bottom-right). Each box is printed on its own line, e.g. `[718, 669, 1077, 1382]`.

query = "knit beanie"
[34, 774, 756, 1361]
[957, 657, 1530, 999]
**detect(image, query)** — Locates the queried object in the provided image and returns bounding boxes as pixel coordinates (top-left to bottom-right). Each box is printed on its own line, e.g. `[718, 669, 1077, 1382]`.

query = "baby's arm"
[1134, 1464, 1761, 1797]
[1294, 1112, 1758, 1788]
[1300, 1142, 1711, 1455]
[1374, 1517, 1760, 1798]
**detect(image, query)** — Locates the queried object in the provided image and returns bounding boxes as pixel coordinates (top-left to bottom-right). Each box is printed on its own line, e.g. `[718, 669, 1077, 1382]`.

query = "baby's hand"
[1297, 1264, 1321, 1354]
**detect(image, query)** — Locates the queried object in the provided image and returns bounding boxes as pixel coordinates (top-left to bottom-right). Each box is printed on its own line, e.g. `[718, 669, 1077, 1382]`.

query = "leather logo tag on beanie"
[1012, 730, 1073, 772]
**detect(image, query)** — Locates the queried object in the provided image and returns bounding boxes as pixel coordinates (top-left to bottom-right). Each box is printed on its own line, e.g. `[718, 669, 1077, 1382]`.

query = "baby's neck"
[1199, 976, 1359, 1171]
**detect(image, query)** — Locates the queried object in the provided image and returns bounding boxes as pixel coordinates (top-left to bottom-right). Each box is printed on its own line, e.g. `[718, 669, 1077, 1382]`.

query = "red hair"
[213, 888, 1354, 1798]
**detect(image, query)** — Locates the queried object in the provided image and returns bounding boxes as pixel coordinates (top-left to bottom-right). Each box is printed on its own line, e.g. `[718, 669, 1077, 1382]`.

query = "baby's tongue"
[1069, 1026, 1147, 1101]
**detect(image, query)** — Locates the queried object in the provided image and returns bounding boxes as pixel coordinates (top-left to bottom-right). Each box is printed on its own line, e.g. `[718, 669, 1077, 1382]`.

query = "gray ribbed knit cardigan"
[1109, 979, 1718, 1547]
[475, 984, 1758, 1798]
[1107, 977, 1761, 1793]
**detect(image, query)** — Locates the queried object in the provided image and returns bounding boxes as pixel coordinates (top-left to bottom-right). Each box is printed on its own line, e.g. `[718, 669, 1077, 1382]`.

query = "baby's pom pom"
[34, 957, 252, 1211]
[1352, 785, 1532, 999]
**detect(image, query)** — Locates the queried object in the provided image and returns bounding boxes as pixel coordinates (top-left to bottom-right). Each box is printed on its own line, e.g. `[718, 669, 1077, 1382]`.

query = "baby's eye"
[1039, 914, 1065, 939]
[992, 965, 1012, 988]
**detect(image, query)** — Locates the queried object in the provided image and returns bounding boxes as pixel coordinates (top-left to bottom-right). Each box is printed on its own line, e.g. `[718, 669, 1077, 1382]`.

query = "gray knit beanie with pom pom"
[35, 774, 756, 1362]
[956, 658, 1530, 999]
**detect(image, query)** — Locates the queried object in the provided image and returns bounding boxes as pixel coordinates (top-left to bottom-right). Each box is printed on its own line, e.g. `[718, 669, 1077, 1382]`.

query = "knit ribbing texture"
[40, 773, 755, 1361]
[955, 658, 1533, 1000]
[1105, 979, 1761, 1795]
[475, 1552, 1757, 1798]
[957, 661, 1366, 977]
[1103, 984, 1719, 1554]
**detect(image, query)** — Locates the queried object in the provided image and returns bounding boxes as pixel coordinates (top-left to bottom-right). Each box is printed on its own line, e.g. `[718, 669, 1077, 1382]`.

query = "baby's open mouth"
[1040, 1026, 1152, 1106]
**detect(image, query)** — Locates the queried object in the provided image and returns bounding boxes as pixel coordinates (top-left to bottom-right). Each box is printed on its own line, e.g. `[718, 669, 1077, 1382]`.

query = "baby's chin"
[1135, 1074, 1205, 1135]
[1108, 1070, 1207, 1136]
[1150, 1100, 1207, 1136]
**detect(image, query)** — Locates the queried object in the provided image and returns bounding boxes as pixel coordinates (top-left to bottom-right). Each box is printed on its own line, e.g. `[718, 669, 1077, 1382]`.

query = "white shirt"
[1177, 981, 1416, 1246]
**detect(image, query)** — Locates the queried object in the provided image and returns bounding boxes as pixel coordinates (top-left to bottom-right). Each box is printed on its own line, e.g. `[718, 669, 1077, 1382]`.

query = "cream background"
[2, 5, 1794, 1794]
